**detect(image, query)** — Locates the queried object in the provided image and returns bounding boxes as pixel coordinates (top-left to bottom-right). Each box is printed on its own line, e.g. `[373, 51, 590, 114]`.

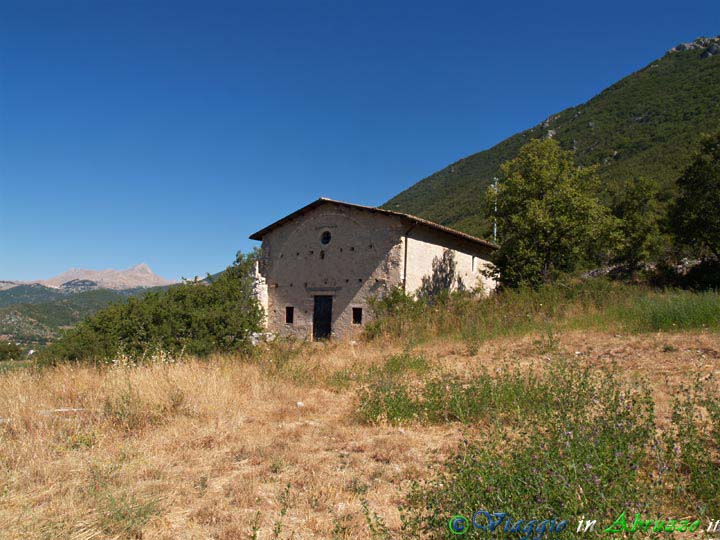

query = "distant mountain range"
[383, 36, 720, 237]
[2, 263, 175, 292]
[0, 264, 176, 348]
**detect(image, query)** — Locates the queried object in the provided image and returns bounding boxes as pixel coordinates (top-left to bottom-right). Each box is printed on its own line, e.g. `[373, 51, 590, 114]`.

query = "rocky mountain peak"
[668, 36, 720, 58]
[131, 263, 152, 273]
[2, 264, 177, 291]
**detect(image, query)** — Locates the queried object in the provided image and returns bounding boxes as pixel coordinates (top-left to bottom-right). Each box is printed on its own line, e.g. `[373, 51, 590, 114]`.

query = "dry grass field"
[1, 329, 719, 539]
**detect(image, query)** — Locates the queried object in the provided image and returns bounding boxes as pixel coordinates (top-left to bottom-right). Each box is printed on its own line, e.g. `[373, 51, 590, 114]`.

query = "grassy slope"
[383, 47, 720, 237]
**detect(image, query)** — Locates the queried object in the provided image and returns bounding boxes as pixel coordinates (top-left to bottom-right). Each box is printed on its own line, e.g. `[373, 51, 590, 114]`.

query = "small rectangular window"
[352, 307, 363, 324]
[285, 306, 294, 324]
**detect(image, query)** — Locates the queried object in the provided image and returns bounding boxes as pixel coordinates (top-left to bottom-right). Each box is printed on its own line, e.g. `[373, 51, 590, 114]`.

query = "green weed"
[616, 291, 720, 332]
[357, 362, 557, 426]
[663, 376, 720, 516]
[96, 491, 160, 539]
[401, 361, 656, 538]
[367, 281, 720, 347]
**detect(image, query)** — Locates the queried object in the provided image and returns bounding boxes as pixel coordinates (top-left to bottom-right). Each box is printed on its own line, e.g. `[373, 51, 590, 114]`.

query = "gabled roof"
[249, 197, 497, 250]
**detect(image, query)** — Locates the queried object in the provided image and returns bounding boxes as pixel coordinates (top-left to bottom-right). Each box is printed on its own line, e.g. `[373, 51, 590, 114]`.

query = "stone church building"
[250, 198, 497, 340]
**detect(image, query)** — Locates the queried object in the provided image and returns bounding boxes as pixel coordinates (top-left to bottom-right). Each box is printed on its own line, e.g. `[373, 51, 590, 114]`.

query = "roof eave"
[248, 197, 498, 250]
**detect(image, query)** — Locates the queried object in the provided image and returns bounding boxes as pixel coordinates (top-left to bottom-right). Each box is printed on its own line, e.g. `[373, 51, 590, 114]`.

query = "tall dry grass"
[1, 324, 719, 539]
[0, 342, 460, 539]
[1, 357, 272, 538]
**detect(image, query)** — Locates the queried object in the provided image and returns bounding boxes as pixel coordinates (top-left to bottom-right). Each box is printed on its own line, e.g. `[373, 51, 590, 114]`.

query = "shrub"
[95, 491, 159, 539]
[663, 377, 720, 516]
[365, 287, 424, 340]
[39, 251, 263, 364]
[101, 377, 187, 432]
[402, 361, 656, 538]
[0, 340, 22, 361]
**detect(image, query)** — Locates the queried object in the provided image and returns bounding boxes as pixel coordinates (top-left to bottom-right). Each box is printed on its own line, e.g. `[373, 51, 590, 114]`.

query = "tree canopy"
[610, 176, 665, 269]
[671, 132, 720, 261]
[487, 138, 618, 288]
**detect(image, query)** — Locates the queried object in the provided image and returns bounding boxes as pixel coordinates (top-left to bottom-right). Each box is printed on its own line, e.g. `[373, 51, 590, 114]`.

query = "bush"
[102, 378, 187, 432]
[649, 259, 720, 290]
[401, 361, 656, 538]
[327, 352, 427, 391]
[365, 287, 425, 340]
[663, 377, 720, 516]
[39, 252, 263, 364]
[0, 340, 22, 361]
[682, 259, 720, 290]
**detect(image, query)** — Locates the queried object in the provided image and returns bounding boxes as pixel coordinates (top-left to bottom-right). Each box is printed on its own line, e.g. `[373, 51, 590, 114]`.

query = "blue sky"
[1, 0, 718, 281]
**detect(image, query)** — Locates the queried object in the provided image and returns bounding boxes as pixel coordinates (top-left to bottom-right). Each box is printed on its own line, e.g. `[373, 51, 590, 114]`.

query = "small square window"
[285, 306, 294, 324]
[352, 307, 363, 324]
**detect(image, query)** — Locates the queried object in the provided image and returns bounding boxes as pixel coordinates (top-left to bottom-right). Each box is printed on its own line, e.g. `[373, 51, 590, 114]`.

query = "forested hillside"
[0, 288, 148, 347]
[384, 37, 720, 237]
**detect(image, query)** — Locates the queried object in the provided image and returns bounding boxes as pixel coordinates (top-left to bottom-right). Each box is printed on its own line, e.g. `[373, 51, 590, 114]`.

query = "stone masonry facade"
[250, 199, 497, 340]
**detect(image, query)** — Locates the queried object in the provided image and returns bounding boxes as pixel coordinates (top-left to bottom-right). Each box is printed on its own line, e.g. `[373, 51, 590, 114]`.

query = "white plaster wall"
[402, 227, 497, 296]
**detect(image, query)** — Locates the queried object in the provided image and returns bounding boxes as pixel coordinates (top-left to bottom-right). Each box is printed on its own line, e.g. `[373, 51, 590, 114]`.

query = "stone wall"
[254, 201, 497, 340]
[258, 204, 406, 339]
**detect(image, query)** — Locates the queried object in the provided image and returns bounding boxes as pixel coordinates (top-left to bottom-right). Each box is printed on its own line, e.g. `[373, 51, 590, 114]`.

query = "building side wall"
[258, 204, 406, 339]
[403, 227, 497, 295]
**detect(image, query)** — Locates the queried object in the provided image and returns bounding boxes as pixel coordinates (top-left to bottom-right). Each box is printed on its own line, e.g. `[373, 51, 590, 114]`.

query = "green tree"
[487, 139, 618, 288]
[41, 250, 264, 363]
[671, 132, 720, 261]
[0, 340, 22, 361]
[611, 176, 665, 270]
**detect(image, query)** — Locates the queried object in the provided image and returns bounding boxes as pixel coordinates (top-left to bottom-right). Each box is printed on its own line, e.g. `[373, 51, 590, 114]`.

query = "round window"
[320, 231, 331, 245]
